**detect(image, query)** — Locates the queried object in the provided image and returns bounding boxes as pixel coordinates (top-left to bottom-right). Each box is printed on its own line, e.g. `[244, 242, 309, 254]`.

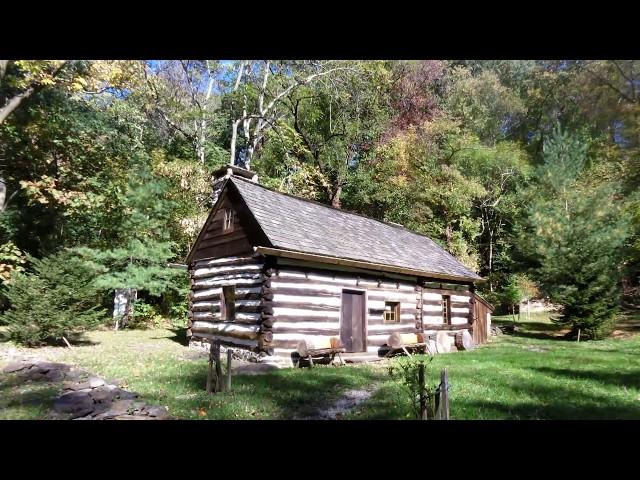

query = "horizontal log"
[423, 288, 471, 297]
[451, 316, 469, 324]
[451, 307, 469, 315]
[268, 281, 344, 294]
[191, 332, 260, 351]
[191, 300, 264, 313]
[451, 295, 471, 302]
[367, 324, 418, 333]
[192, 263, 263, 279]
[269, 315, 339, 323]
[192, 272, 261, 285]
[191, 286, 262, 301]
[368, 307, 417, 316]
[367, 314, 415, 323]
[193, 254, 262, 269]
[271, 293, 342, 307]
[189, 312, 262, 323]
[265, 285, 341, 297]
[192, 277, 263, 290]
[271, 301, 340, 312]
[273, 308, 340, 318]
[422, 292, 443, 301]
[422, 304, 444, 313]
[367, 292, 421, 303]
[191, 321, 261, 340]
[451, 301, 471, 308]
[275, 270, 415, 291]
[271, 321, 340, 331]
[422, 323, 472, 331]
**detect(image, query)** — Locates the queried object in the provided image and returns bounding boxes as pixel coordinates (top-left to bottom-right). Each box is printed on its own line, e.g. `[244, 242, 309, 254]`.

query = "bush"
[129, 300, 165, 329]
[388, 356, 437, 419]
[2, 250, 107, 346]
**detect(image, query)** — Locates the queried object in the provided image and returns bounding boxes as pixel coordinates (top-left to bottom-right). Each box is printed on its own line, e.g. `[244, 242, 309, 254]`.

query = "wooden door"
[472, 298, 487, 344]
[340, 290, 366, 352]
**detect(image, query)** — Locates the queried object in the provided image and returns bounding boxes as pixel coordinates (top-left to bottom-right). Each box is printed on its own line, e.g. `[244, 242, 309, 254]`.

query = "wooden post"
[418, 363, 427, 420]
[577, 329, 581, 343]
[214, 341, 222, 392]
[226, 348, 232, 391]
[206, 341, 214, 394]
[440, 368, 450, 420]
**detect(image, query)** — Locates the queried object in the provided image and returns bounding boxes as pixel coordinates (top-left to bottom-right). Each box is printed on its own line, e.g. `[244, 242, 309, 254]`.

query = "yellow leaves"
[19, 176, 91, 210]
[0, 242, 27, 284]
[197, 407, 207, 417]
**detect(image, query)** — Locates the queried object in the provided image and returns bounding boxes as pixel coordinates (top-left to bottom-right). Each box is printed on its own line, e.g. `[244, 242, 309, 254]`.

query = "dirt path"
[295, 387, 375, 420]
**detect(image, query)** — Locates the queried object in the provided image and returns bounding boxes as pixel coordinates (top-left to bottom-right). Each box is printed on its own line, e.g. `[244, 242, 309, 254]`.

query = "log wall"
[267, 261, 474, 359]
[187, 254, 476, 361]
[188, 254, 272, 352]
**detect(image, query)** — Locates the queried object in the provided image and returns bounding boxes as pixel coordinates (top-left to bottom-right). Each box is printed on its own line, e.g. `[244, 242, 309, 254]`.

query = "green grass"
[2, 311, 640, 420]
[0, 328, 383, 420]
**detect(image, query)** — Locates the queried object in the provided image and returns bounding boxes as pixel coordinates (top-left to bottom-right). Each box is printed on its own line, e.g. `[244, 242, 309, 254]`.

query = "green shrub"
[129, 301, 165, 329]
[388, 356, 437, 419]
[3, 251, 107, 346]
[169, 302, 188, 329]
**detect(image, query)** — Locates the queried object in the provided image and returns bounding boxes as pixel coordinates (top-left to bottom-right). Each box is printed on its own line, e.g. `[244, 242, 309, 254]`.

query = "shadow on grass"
[493, 319, 568, 341]
[143, 363, 383, 420]
[533, 366, 640, 391]
[0, 374, 60, 416]
[160, 328, 190, 347]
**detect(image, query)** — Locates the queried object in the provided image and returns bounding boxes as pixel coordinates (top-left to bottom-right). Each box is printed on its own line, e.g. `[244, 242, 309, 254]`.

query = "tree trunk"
[331, 185, 342, 209]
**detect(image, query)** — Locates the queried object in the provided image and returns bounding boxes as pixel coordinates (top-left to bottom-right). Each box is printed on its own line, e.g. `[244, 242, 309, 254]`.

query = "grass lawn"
[2, 310, 640, 420]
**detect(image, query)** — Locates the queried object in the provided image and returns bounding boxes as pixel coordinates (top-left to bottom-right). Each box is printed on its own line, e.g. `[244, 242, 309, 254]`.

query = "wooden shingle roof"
[229, 176, 482, 282]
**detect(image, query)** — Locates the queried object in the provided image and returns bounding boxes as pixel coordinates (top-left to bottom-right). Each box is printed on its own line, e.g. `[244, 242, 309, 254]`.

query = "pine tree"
[519, 126, 630, 339]
[3, 251, 106, 346]
[76, 168, 187, 315]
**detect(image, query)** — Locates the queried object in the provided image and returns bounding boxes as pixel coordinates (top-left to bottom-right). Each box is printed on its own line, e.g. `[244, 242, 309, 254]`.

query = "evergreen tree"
[76, 167, 187, 310]
[518, 126, 630, 339]
[2, 250, 106, 346]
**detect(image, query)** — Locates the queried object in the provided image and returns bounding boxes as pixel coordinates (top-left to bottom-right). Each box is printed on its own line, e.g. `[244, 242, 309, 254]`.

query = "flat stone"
[44, 369, 65, 382]
[89, 386, 118, 403]
[2, 362, 32, 373]
[64, 376, 106, 391]
[25, 370, 49, 382]
[101, 399, 135, 417]
[36, 362, 70, 373]
[146, 406, 170, 419]
[69, 408, 95, 419]
[115, 390, 139, 400]
[113, 415, 155, 420]
[54, 391, 94, 414]
[87, 377, 106, 388]
[64, 369, 87, 381]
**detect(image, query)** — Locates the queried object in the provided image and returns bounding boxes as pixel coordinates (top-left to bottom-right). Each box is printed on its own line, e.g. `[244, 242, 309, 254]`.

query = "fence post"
[213, 341, 222, 392]
[418, 362, 427, 420]
[226, 348, 233, 390]
[206, 341, 214, 394]
[440, 368, 450, 420]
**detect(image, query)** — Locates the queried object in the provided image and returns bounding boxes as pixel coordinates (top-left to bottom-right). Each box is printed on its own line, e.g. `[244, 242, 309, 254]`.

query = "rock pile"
[2, 360, 172, 420]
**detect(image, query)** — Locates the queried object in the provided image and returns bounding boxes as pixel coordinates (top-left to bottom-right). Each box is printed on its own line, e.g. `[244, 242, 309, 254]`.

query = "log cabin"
[186, 166, 487, 365]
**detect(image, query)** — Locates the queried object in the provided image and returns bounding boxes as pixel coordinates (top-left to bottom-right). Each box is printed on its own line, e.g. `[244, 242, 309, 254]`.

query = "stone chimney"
[210, 165, 259, 206]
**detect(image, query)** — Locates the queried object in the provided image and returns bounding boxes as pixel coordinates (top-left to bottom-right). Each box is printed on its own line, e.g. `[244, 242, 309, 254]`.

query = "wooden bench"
[384, 332, 436, 358]
[297, 337, 346, 368]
